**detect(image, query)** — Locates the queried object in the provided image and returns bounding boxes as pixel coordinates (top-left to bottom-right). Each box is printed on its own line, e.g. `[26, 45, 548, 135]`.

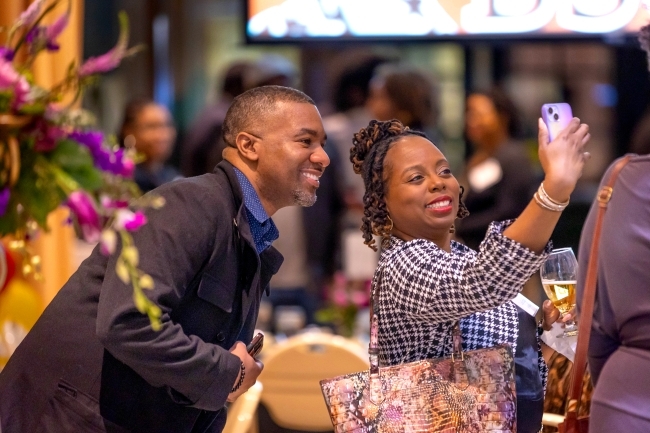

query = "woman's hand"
[537, 117, 591, 203]
[541, 300, 575, 331]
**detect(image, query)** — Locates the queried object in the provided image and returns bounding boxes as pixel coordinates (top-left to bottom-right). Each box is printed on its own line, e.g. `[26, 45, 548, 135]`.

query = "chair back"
[258, 332, 369, 431]
[223, 381, 263, 433]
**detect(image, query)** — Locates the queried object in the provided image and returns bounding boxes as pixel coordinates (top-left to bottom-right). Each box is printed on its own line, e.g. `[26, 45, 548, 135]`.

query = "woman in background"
[456, 90, 536, 250]
[119, 99, 182, 193]
[366, 64, 442, 146]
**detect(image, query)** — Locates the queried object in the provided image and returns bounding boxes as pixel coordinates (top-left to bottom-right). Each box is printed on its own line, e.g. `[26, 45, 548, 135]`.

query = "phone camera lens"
[553, 113, 559, 120]
[547, 107, 553, 114]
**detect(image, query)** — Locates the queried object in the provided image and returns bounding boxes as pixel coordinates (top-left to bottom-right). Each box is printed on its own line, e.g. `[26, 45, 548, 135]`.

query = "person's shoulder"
[381, 237, 454, 267]
[149, 170, 234, 212]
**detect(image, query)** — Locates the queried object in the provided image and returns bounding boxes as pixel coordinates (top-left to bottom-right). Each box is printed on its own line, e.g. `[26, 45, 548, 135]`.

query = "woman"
[350, 117, 589, 432]
[119, 99, 182, 192]
[576, 153, 650, 432]
[456, 90, 537, 250]
[366, 65, 441, 145]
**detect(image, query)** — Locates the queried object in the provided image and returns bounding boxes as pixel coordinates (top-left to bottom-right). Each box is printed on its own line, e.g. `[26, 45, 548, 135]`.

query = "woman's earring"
[449, 224, 455, 234]
[457, 186, 470, 219]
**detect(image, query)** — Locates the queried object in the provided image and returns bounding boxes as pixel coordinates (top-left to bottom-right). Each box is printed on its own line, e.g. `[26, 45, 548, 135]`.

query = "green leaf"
[48, 140, 103, 190]
[0, 91, 12, 113]
[14, 158, 66, 229]
[18, 102, 46, 115]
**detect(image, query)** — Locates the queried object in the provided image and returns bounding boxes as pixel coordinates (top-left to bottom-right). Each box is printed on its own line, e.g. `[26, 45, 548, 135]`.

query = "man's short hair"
[222, 85, 315, 147]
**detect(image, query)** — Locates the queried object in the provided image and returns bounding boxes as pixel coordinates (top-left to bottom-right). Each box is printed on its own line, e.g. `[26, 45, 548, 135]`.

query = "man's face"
[253, 101, 329, 211]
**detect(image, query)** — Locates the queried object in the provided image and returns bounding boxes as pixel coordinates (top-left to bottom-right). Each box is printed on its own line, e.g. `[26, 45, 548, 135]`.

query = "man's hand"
[227, 341, 263, 403]
[541, 300, 576, 331]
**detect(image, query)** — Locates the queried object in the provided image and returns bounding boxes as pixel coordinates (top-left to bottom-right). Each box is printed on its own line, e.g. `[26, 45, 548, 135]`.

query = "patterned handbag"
[320, 270, 517, 432]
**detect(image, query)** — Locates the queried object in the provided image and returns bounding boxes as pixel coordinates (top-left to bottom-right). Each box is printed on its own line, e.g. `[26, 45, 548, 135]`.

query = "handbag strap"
[566, 155, 633, 415]
[368, 263, 464, 403]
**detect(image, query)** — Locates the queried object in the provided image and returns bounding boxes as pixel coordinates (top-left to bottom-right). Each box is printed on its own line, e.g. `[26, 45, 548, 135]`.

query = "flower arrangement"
[0, 0, 163, 329]
[315, 272, 370, 337]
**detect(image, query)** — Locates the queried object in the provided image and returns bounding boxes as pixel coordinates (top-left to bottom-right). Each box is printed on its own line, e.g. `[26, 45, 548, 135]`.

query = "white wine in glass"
[540, 248, 579, 337]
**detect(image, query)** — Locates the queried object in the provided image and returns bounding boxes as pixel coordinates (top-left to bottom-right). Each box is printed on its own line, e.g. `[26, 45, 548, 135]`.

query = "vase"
[0, 114, 32, 189]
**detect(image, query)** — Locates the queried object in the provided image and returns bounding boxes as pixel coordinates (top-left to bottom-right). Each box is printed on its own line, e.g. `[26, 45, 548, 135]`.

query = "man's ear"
[234, 132, 261, 162]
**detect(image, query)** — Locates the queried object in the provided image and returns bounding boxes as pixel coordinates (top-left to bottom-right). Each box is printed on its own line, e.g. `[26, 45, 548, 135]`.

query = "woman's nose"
[429, 177, 445, 191]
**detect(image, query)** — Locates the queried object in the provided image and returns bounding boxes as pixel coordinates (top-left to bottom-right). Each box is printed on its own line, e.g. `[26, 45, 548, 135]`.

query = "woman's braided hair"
[350, 119, 468, 251]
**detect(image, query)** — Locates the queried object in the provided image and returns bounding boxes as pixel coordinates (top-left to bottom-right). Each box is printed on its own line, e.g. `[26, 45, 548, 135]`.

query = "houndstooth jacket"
[374, 220, 550, 387]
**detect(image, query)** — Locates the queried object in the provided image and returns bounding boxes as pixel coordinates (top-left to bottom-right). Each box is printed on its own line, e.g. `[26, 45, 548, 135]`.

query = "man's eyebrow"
[295, 128, 327, 141]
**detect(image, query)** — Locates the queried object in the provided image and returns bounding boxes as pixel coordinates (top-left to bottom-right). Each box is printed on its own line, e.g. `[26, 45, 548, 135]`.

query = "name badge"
[512, 293, 539, 317]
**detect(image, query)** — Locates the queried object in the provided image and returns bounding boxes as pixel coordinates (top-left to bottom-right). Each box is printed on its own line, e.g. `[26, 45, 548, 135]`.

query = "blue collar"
[233, 167, 279, 253]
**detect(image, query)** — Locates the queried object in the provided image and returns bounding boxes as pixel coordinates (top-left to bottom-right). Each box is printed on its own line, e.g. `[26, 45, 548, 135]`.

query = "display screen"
[246, 0, 650, 42]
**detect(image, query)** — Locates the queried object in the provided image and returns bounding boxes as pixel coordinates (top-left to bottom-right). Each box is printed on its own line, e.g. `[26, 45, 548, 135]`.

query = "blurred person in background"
[455, 89, 536, 250]
[573, 27, 650, 432]
[120, 98, 182, 193]
[323, 55, 388, 222]
[366, 64, 442, 147]
[181, 61, 252, 177]
[576, 152, 650, 432]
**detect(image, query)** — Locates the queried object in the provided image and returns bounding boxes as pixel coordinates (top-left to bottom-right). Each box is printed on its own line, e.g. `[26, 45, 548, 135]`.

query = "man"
[0, 86, 329, 433]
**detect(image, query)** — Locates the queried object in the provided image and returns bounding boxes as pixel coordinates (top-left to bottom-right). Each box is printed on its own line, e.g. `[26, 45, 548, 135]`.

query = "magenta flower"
[0, 47, 14, 61]
[114, 209, 147, 232]
[351, 289, 369, 308]
[33, 119, 65, 152]
[67, 191, 101, 243]
[332, 287, 349, 307]
[0, 58, 30, 109]
[100, 195, 129, 210]
[78, 12, 130, 77]
[0, 188, 10, 217]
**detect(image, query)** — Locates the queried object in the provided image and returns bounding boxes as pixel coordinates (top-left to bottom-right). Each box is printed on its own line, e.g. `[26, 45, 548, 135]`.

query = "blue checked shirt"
[233, 168, 279, 253]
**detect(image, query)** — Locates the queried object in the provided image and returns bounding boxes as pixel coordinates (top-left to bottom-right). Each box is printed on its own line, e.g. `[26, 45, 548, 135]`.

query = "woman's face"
[383, 135, 460, 244]
[465, 94, 506, 149]
[130, 104, 176, 162]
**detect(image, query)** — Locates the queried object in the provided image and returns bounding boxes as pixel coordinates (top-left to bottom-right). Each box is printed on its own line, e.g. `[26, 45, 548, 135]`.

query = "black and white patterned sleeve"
[386, 220, 551, 322]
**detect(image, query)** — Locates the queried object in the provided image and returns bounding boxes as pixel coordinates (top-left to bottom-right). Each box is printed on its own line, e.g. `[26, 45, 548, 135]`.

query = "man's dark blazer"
[0, 161, 283, 433]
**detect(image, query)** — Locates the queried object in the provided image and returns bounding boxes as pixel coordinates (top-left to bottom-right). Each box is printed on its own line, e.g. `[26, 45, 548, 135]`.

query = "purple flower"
[44, 12, 69, 51]
[78, 11, 130, 77]
[70, 130, 135, 176]
[67, 191, 102, 243]
[0, 58, 30, 109]
[0, 47, 14, 61]
[0, 188, 10, 217]
[70, 130, 103, 152]
[17, 0, 44, 28]
[114, 209, 147, 232]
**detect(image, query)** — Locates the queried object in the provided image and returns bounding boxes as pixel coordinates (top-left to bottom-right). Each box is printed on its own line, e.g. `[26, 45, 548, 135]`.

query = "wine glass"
[540, 247, 578, 337]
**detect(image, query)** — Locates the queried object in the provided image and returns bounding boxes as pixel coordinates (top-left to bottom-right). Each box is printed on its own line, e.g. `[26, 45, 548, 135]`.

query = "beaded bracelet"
[230, 361, 245, 393]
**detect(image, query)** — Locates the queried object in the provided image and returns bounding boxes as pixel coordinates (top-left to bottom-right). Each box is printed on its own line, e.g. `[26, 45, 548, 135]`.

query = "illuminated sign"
[247, 0, 650, 40]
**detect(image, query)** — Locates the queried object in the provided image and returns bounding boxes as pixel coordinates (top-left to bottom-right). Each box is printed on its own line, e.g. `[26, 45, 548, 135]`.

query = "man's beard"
[292, 188, 317, 207]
